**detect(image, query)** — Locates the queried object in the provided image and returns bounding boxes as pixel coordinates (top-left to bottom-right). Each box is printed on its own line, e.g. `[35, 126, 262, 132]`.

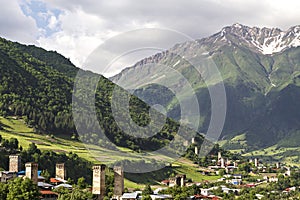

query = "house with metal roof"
[121, 192, 140, 200]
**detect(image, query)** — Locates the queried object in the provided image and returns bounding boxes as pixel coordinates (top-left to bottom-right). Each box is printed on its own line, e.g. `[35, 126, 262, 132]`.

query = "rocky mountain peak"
[209, 23, 300, 54]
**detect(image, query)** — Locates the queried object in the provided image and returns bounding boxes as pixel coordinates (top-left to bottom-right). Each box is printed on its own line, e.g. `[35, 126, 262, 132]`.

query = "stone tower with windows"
[92, 165, 106, 200]
[25, 162, 38, 183]
[56, 163, 66, 180]
[113, 166, 124, 199]
[9, 155, 21, 172]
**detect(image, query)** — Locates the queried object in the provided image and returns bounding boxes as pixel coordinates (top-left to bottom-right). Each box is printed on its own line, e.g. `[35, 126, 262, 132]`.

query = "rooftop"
[40, 190, 58, 195]
[121, 192, 139, 199]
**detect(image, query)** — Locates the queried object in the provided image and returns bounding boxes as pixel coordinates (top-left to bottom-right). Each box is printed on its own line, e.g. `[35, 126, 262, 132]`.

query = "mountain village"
[0, 20, 300, 200]
[1, 139, 299, 200]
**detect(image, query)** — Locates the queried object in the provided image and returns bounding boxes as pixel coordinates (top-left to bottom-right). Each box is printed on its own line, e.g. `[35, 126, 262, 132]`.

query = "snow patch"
[252, 31, 300, 54]
[220, 29, 226, 37]
[291, 32, 300, 47]
[219, 24, 300, 55]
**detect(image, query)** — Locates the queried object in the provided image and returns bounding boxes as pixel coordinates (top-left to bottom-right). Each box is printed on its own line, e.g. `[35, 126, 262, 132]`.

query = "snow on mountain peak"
[213, 24, 300, 55]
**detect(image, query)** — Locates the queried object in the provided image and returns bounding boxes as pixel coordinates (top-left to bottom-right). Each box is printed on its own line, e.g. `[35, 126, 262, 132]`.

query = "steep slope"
[111, 24, 300, 151]
[0, 37, 202, 156]
[0, 37, 75, 134]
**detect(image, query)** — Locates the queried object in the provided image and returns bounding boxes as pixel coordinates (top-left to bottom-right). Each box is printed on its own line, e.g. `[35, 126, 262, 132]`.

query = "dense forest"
[0, 37, 200, 152]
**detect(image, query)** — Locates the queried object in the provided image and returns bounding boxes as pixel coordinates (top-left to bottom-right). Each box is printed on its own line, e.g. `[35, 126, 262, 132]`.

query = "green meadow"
[0, 116, 219, 188]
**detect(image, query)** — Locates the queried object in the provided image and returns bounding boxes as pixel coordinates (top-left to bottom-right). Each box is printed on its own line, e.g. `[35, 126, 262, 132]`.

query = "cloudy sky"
[1, 0, 300, 76]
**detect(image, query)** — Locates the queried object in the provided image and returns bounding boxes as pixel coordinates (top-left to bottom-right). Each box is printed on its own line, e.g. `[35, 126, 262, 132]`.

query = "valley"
[0, 116, 220, 189]
[0, 23, 300, 199]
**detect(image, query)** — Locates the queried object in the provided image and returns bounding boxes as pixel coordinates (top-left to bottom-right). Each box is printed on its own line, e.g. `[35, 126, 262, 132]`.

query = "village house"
[121, 192, 140, 200]
[150, 194, 173, 200]
[40, 190, 59, 200]
[0, 171, 17, 183]
[262, 173, 278, 183]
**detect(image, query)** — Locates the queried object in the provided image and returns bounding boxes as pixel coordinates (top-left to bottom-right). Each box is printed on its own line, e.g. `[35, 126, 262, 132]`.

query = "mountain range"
[112, 23, 300, 154]
[1, 23, 300, 161]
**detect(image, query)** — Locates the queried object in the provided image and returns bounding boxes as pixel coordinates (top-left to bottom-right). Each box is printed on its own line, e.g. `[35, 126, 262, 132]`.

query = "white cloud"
[37, 7, 166, 71]
[0, 0, 39, 43]
[38, 0, 300, 76]
[38, 8, 116, 67]
[47, 15, 59, 30]
[41, 0, 300, 36]
[2, 0, 300, 76]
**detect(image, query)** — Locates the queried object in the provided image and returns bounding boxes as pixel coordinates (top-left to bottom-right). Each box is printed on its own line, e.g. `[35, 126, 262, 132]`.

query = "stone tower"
[93, 165, 106, 200]
[56, 163, 66, 180]
[25, 162, 38, 184]
[191, 137, 195, 144]
[285, 167, 291, 176]
[180, 174, 186, 187]
[9, 155, 21, 172]
[220, 158, 225, 168]
[218, 152, 222, 160]
[254, 158, 258, 167]
[113, 166, 124, 199]
[194, 146, 198, 155]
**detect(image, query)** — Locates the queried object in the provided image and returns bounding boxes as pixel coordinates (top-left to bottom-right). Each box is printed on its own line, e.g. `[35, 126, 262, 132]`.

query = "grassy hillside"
[0, 116, 129, 163]
[219, 133, 300, 167]
[0, 116, 219, 188]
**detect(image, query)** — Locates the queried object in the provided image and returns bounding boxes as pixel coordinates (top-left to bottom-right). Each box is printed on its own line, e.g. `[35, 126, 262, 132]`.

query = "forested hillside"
[0, 37, 199, 152]
[0, 38, 76, 134]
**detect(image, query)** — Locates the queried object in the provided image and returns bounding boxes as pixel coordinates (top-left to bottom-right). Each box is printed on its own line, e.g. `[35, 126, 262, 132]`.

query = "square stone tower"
[25, 162, 38, 183]
[220, 158, 225, 168]
[194, 146, 198, 155]
[93, 165, 106, 200]
[56, 163, 66, 180]
[178, 174, 186, 187]
[9, 155, 21, 172]
[113, 166, 124, 199]
[254, 158, 258, 167]
[276, 162, 281, 169]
